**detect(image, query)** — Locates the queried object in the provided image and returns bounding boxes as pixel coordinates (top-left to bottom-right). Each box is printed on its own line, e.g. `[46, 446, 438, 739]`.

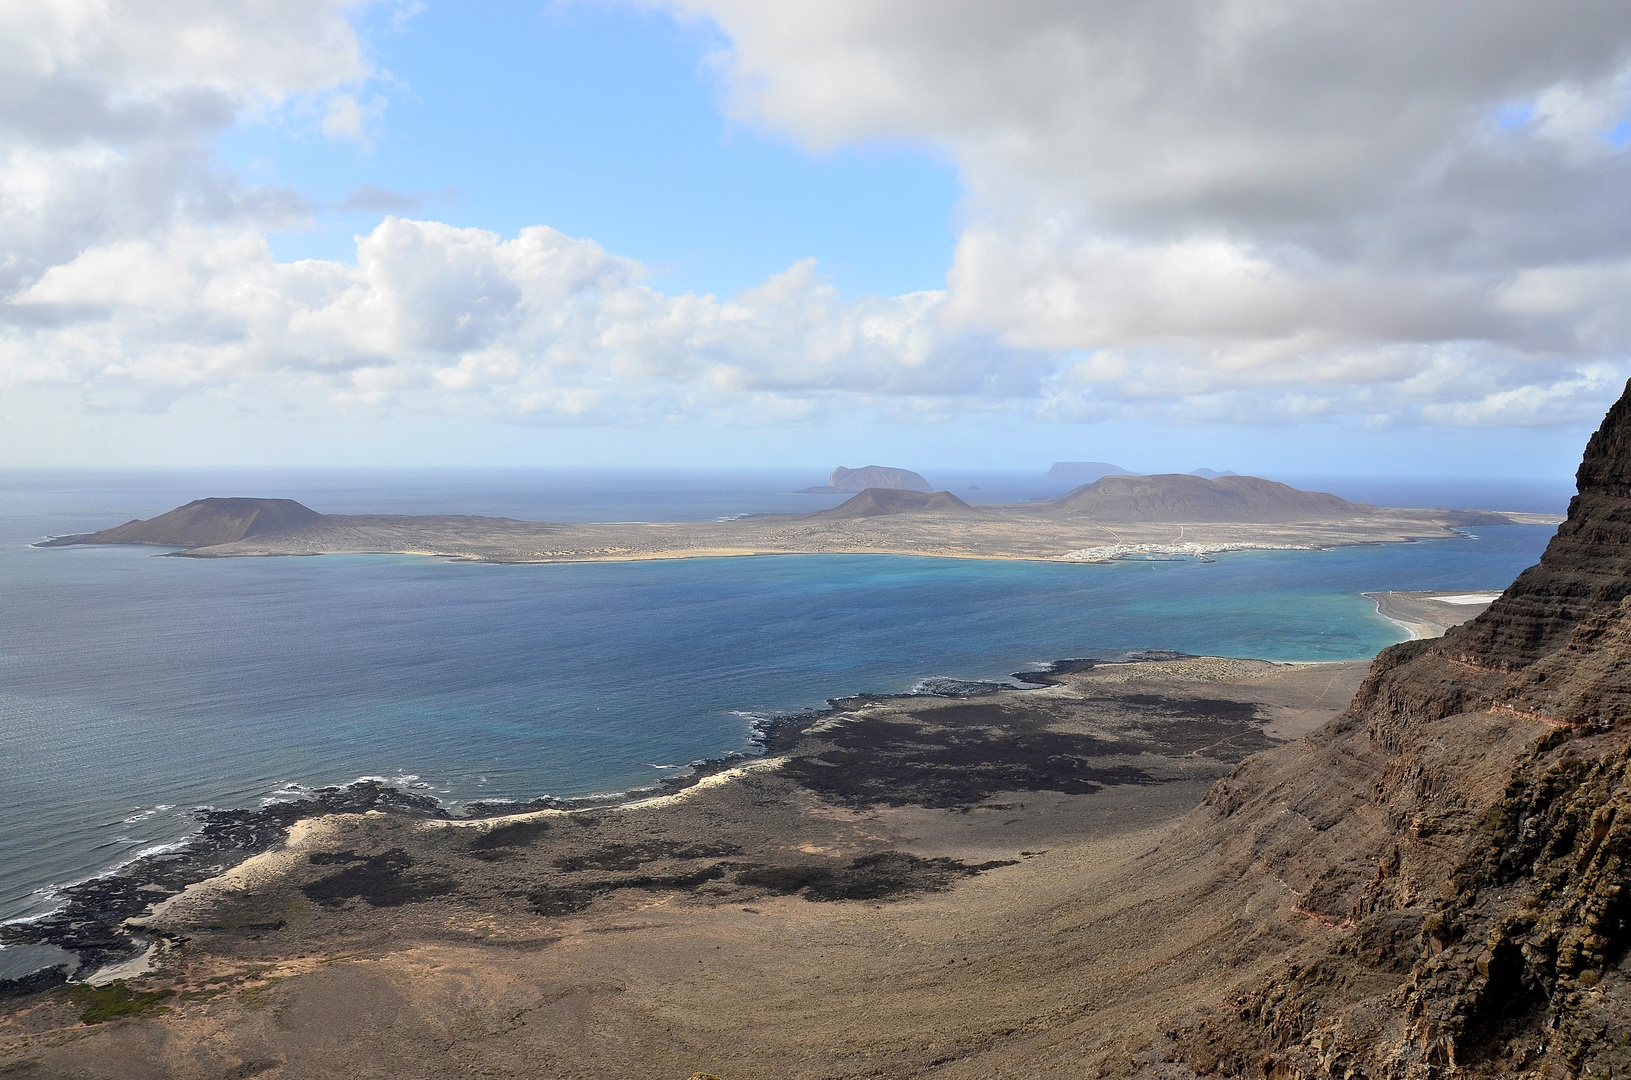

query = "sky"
[3, 1, 1631, 476]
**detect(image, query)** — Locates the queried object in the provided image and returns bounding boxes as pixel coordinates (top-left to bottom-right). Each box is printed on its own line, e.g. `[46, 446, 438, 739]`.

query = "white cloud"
[2, 0, 1630, 437]
[390, 2, 427, 34]
[0, 0, 364, 298]
[646, 0, 1631, 424]
[0, 0, 363, 101]
[1530, 69, 1631, 161]
[662, 0, 1631, 222]
[321, 93, 387, 142]
[6, 217, 1034, 426]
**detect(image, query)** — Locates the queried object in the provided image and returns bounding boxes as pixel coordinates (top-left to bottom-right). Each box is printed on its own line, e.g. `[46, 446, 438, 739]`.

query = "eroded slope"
[1155, 380, 1631, 1078]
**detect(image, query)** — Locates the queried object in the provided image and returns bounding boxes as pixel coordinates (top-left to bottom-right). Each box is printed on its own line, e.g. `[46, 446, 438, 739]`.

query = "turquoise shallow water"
[0, 470, 1560, 940]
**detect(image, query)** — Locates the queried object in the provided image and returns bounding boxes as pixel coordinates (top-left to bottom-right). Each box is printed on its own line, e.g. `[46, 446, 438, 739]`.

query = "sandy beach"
[1365, 589, 1498, 639]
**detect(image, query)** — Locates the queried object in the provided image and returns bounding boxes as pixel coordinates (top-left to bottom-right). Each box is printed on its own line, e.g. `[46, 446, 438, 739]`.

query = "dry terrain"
[14, 445, 1620, 1079]
[166, 509, 1513, 564]
[0, 657, 1376, 1080]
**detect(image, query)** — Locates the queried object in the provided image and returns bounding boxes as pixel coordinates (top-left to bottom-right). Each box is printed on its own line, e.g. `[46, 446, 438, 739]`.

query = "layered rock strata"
[1171, 381, 1631, 1078]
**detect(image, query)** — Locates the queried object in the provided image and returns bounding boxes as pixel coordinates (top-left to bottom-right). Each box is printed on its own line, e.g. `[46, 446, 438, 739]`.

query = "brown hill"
[1048, 471, 1367, 522]
[38, 497, 324, 549]
[811, 488, 975, 519]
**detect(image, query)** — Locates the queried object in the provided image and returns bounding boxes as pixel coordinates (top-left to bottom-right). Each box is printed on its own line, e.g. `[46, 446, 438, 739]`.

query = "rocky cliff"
[1446, 387, 1631, 672]
[1048, 460, 1132, 484]
[822, 465, 934, 492]
[1164, 381, 1631, 1078]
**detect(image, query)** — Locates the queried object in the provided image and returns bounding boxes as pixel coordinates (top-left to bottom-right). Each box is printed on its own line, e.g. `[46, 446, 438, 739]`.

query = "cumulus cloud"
[0, 0, 363, 296]
[650, 0, 1631, 424]
[3, 0, 1630, 432]
[0, 0, 1046, 427]
[5, 217, 1027, 425]
[667, 0, 1631, 228]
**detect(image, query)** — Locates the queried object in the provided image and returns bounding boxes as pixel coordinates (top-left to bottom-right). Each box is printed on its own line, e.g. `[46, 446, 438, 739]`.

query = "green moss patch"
[68, 980, 173, 1024]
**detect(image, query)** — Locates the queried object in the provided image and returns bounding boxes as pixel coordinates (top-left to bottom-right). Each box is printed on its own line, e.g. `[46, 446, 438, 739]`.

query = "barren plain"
[0, 655, 1379, 1080]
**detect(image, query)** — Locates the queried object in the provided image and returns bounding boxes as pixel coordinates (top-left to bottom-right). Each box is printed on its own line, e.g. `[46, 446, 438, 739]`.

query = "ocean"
[0, 468, 1566, 972]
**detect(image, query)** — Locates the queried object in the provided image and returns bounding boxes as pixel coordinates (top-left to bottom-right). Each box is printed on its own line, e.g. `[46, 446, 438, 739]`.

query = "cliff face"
[1447, 389, 1631, 671]
[1170, 382, 1631, 1078]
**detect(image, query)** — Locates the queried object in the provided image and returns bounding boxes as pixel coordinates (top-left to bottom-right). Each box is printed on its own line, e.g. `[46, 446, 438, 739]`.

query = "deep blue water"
[0, 469, 1562, 953]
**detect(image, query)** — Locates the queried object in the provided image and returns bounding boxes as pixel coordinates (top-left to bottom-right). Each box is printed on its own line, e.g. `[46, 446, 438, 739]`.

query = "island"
[36, 472, 1554, 564]
[797, 464, 934, 493]
[1046, 460, 1130, 484]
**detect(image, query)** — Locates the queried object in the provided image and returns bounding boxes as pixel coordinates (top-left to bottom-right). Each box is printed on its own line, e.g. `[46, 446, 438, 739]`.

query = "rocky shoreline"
[0, 652, 1185, 997]
[0, 650, 1382, 1078]
[0, 783, 449, 996]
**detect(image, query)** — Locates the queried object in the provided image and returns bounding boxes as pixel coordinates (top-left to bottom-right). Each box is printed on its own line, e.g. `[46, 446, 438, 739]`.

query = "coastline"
[0, 650, 1389, 1078]
[40, 519, 1552, 570]
[1369, 590, 1423, 640]
[0, 589, 1509, 1001]
[0, 659, 1046, 992]
[0, 582, 1505, 999]
[129, 531, 1479, 566]
[0, 651, 1338, 996]
[6, 525, 1552, 998]
[1059, 539, 1321, 563]
[40, 503, 1551, 566]
[1365, 589, 1497, 641]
